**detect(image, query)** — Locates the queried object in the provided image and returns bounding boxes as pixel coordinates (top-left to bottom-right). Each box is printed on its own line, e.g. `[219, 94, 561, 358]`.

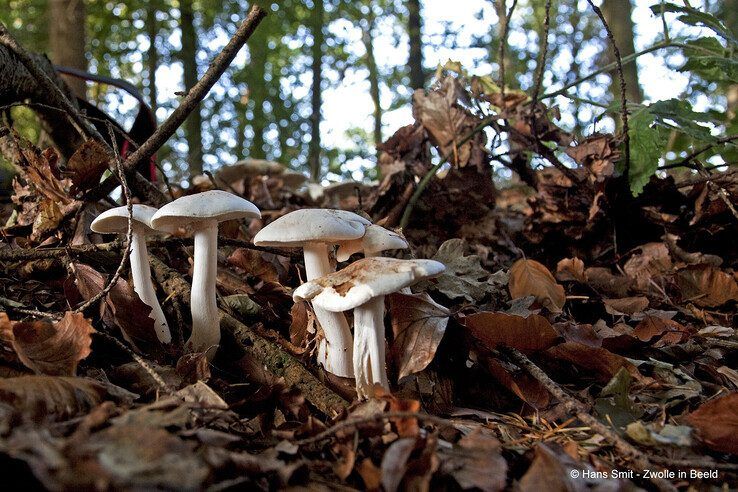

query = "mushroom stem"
[303, 243, 354, 378]
[189, 221, 220, 358]
[353, 296, 389, 400]
[130, 229, 171, 343]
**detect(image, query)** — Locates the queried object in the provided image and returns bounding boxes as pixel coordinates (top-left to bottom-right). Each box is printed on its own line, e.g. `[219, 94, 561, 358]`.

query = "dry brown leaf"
[632, 316, 691, 347]
[675, 264, 738, 307]
[381, 391, 422, 438]
[0, 375, 108, 421]
[439, 430, 507, 492]
[389, 292, 450, 380]
[545, 342, 642, 383]
[509, 259, 565, 313]
[357, 458, 382, 491]
[65, 140, 110, 194]
[585, 267, 632, 298]
[485, 358, 551, 408]
[464, 312, 559, 353]
[381, 437, 417, 492]
[228, 247, 280, 283]
[555, 257, 586, 283]
[602, 297, 649, 316]
[623, 242, 673, 292]
[687, 393, 738, 455]
[564, 133, 620, 183]
[10, 311, 94, 376]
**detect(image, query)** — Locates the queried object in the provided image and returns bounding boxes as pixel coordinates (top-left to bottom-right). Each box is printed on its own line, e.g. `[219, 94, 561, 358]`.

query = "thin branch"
[530, 0, 552, 107]
[85, 5, 267, 204]
[660, 134, 738, 170]
[497, 0, 518, 98]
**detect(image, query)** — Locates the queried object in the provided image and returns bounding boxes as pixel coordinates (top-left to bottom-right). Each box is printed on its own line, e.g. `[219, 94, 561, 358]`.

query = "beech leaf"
[509, 259, 566, 312]
[389, 292, 450, 380]
[687, 392, 738, 455]
[464, 312, 559, 353]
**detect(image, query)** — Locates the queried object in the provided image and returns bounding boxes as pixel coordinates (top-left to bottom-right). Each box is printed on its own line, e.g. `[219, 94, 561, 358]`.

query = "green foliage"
[626, 108, 665, 196]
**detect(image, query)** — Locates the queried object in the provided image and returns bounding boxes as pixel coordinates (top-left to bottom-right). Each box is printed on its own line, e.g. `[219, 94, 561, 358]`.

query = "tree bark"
[48, 0, 87, 98]
[308, 0, 324, 181]
[601, 0, 642, 104]
[723, 0, 738, 120]
[147, 2, 159, 118]
[407, 0, 424, 90]
[180, 0, 204, 176]
[363, 16, 382, 155]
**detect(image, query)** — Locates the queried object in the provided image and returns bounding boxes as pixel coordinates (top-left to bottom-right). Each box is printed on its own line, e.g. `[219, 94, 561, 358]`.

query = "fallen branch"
[501, 347, 677, 492]
[147, 255, 349, 417]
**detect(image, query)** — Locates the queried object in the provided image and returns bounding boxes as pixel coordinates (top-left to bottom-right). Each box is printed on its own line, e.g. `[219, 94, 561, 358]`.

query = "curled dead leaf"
[602, 297, 649, 316]
[509, 259, 565, 313]
[389, 292, 450, 380]
[9, 311, 94, 376]
[687, 393, 738, 455]
[555, 257, 586, 283]
[545, 342, 642, 383]
[675, 264, 738, 307]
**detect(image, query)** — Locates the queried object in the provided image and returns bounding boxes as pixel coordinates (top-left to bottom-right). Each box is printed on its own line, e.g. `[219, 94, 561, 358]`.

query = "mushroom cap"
[336, 225, 409, 262]
[253, 209, 371, 248]
[150, 190, 261, 231]
[293, 257, 445, 312]
[91, 204, 160, 235]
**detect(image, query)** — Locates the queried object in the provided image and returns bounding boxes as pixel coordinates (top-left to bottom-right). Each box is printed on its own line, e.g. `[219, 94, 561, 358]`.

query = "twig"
[497, 0, 518, 98]
[73, 125, 132, 314]
[661, 134, 738, 171]
[585, 0, 630, 174]
[86, 5, 267, 204]
[501, 347, 677, 492]
[296, 410, 455, 445]
[95, 331, 173, 394]
[530, 0, 551, 107]
[147, 255, 349, 417]
[676, 168, 738, 188]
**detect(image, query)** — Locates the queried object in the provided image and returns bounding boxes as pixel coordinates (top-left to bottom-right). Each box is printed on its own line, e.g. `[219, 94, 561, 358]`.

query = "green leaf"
[648, 99, 719, 142]
[653, 3, 737, 45]
[626, 108, 665, 196]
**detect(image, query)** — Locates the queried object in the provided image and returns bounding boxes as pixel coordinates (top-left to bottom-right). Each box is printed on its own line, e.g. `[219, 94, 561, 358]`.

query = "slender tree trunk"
[363, 17, 382, 154]
[248, 16, 269, 160]
[724, 0, 738, 120]
[601, 0, 642, 104]
[308, 0, 324, 181]
[407, 0, 424, 90]
[147, 2, 158, 118]
[48, 0, 87, 98]
[180, 0, 204, 176]
[493, 0, 513, 88]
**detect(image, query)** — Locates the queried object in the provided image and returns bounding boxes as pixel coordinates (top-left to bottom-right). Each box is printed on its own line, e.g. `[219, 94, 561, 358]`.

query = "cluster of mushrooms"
[90, 190, 445, 400]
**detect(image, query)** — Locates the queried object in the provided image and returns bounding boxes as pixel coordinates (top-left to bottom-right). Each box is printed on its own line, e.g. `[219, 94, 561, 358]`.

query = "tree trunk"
[724, 0, 738, 120]
[48, 0, 87, 98]
[363, 16, 382, 155]
[180, 0, 204, 176]
[601, 0, 642, 104]
[308, 0, 324, 182]
[407, 0, 424, 90]
[492, 0, 513, 88]
[147, 2, 158, 118]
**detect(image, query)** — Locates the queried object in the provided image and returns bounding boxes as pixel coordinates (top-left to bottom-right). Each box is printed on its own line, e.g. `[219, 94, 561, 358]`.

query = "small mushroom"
[336, 224, 409, 262]
[253, 209, 371, 378]
[91, 204, 172, 343]
[151, 190, 261, 357]
[293, 257, 445, 399]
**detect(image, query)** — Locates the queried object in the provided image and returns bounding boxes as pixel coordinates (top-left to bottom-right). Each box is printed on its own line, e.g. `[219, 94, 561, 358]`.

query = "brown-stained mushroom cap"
[293, 257, 445, 312]
[253, 209, 371, 248]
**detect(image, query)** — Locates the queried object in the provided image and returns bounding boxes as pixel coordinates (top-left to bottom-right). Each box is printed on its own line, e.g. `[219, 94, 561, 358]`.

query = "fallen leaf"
[509, 259, 566, 313]
[10, 311, 94, 376]
[632, 316, 691, 347]
[603, 297, 649, 316]
[464, 312, 559, 353]
[485, 358, 551, 408]
[0, 375, 108, 421]
[389, 292, 450, 380]
[623, 242, 673, 292]
[426, 238, 490, 301]
[357, 458, 382, 490]
[545, 342, 642, 383]
[439, 431, 507, 492]
[381, 437, 417, 492]
[65, 140, 110, 194]
[565, 133, 620, 182]
[585, 267, 632, 298]
[555, 257, 586, 283]
[228, 247, 280, 283]
[675, 264, 738, 307]
[687, 393, 738, 455]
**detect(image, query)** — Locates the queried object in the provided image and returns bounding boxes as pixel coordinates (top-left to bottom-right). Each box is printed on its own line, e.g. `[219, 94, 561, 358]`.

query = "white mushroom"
[151, 190, 261, 358]
[253, 209, 371, 378]
[91, 204, 172, 344]
[336, 224, 409, 262]
[293, 257, 445, 399]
